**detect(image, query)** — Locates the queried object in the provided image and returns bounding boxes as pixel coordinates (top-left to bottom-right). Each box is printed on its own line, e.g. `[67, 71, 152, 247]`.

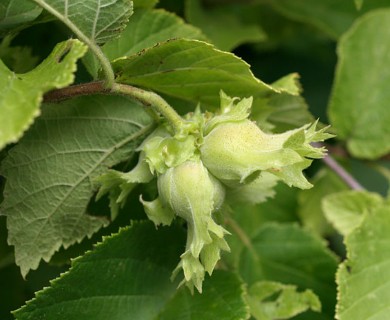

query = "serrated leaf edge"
[2, 120, 155, 277]
[12, 220, 152, 316]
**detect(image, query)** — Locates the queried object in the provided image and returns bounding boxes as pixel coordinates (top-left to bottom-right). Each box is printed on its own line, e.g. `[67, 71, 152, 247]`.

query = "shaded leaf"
[84, 8, 206, 78]
[0, 39, 87, 150]
[0, 260, 27, 320]
[227, 172, 278, 206]
[225, 184, 300, 270]
[269, 0, 356, 39]
[185, 0, 266, 51]
[322, 190, 383, 236]
[329, 9, 390, 159]
[297, 169, 348, 236]
[14, 222, 249, 320]
[32, 0, 133, 45]
[266, 95, 314, 132]
[157, 270, 250, 320]
[13, 222, 185, 320]
[247, 281, 321, 320]
[254, 75, 314, 132]
[0, 215, 13, 270]
[1, 95, 153, 277]
[336, 204, 390, 319]
[133, 0, 158, 8]
[355, 0, 364, 9]
[0, 35, 39, 73]
[269, 0, 390, 40]
[238, 223, 338, 318]
[0, 0, 42, 33]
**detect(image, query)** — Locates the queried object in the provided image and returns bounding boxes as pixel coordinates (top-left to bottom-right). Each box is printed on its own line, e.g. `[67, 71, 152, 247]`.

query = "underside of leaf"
[1, 95, 153, 277]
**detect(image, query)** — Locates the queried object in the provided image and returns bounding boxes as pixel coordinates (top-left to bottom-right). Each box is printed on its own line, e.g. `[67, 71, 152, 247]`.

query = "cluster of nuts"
[97, 91, 331, 292]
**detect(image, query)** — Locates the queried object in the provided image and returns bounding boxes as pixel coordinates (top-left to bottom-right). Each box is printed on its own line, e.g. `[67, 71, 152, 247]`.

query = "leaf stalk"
[112, 83, 187, 134]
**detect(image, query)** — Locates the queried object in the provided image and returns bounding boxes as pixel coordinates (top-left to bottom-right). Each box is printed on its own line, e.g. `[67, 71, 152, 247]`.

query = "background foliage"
[1, 0, 390, 319]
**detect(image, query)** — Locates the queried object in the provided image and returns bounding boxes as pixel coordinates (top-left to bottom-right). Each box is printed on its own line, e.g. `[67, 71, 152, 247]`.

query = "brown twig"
[44, 81, 109, 103]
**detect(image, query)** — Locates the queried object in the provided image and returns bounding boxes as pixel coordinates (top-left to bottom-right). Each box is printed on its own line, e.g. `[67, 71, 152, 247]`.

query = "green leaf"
[329, 9, 390, 159]
[269, 0, 357, 39]
[14, 222, 249, 320]
[113, 39, 289, 112]
[13, 221, 185, 320]
[265, 95, 314, 133]
[0, 39, 87, 150]
[270, 73, 302, 96]
[355, 0, 364, 9]
[114, 41, 311, 134]
[133, 0, 158, 8]
[113, 39, 311, 130]
[336, 204, 390, 319]
[322, 190, 383, 236]
[268, 0, 390, 40]
[185, 0, 266, 51]
[0, 215, 13, 270]
[32, 0, 133, 45]
[157, 270, 250, 320]
[297, 169, 348, 236]
[84, 8, 206, 78]
[247, 281, 321, 320]
[227, 172, 279, 206]
[1, 95, 153, 277]
[225, 184, 300, 271]
[0, 35, 39, 73]
[237, 223, 338, 318]
[255, 75, 314, 132]
[0, 0, 42, 33]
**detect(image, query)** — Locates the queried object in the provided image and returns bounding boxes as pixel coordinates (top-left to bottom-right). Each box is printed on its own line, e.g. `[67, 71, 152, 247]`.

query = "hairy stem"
[44, 81, 108, 102]
[44, 81, 186, 134]
[111, 83, 186, 134]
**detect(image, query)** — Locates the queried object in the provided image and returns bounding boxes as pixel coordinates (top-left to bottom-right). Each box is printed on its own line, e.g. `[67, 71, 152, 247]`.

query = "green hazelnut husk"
[157, 159, 229, 292]
[200, 119, 302, 187]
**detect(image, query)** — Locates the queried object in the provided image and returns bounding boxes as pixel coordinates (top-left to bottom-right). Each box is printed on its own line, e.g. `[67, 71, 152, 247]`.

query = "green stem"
[112, 83, 186, 134]
[33, 0, 115, 88]
[44, 81, 186, 134]
[88, 45, 115, 88]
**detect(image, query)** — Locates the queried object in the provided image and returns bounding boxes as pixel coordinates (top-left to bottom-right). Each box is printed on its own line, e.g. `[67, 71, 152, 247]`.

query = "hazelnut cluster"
[97, 92, 331, 292]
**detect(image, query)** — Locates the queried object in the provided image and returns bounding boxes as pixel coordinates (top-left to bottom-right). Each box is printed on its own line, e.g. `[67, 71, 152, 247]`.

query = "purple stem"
[313, 143, 365, 190]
